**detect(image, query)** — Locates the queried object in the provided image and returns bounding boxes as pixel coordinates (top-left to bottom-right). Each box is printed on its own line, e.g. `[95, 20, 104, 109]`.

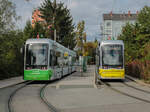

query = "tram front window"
[102, 45, 123, 69]
[25, 43, 48, 69]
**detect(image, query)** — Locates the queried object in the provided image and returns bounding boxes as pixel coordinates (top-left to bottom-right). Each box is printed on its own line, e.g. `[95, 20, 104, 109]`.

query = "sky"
[11, 0, 150, 41]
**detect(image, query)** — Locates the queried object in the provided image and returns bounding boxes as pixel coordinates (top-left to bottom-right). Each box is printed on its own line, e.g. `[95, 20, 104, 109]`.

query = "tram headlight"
[27, 67, 31, 70]
[117, 66, 122, 69]
[103, 66, 108, 69]
[41, 67, 47, 70]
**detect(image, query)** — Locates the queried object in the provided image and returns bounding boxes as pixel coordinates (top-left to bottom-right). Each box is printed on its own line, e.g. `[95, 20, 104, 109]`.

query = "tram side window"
[54, 57, 58, 66]
[54, 51, 58, 66]
[56, 51, 63, 67]
[51, 51, 62, 67]
[68, 56, 72, 66]
[49, 50, 53, 66]
[58, 53, 63, 67]
[64, 54, 69, 66]
[72, 57, 76, 66]
[49, 50, 57, 67]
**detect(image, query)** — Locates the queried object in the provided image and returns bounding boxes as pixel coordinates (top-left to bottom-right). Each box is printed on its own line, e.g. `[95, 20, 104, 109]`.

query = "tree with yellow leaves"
[75, 20, 87, 56]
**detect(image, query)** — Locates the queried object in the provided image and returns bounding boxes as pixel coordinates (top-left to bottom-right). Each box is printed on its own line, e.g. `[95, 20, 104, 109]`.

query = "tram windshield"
[25, 43, 48, 69]
[102, 44, 123, 68]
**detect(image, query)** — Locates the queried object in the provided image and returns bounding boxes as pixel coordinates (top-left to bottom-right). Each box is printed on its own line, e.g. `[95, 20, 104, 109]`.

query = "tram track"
[8, 81, 33, 112]
[40, 82, 60, 112]
[7, 81, 60, 112]
[7, 73, 73, 112]
[98, 79, 150, 104]
[126, 76, 150, 88]
[39, 74, 76, 112]
[39, 73, 78, 112]
[122, 80, 150, 94]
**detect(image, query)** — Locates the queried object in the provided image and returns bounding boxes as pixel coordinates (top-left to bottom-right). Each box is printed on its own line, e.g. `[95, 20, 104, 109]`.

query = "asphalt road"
[0, 66, 150, 112]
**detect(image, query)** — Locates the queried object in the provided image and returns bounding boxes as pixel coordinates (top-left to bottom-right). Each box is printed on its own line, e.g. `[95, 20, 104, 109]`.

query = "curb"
[0, 81, 26, 89]
[126, 75, 150, 88]
[0, 76, 25, 89]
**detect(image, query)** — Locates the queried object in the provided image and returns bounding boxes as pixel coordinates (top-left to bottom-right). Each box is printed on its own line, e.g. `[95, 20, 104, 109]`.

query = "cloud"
[30, 0, 44, 6]
[68, 0, 78, 9]
[12, 0, 150, 41]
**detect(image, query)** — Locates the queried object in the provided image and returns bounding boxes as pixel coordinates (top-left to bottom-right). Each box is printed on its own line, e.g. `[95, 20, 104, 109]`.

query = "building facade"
[101, 11, 138, 40]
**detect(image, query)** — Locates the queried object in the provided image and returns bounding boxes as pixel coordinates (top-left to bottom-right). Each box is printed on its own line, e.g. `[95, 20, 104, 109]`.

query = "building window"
[106, 22, 111, 27]
[106, 30, 111, 34]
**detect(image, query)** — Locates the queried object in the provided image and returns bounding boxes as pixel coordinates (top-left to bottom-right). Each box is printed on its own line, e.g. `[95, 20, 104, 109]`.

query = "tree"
[39, 0, 75, 48]
[32, 22, 46, 38]
[119, 6, 150, 62]
[119, 23, 139, 62]
[0, 30, 24, 79]
[23, 20, 33, 40]
[136, 6, 150, 58]
[0, 0, 23, 79]
[0, 0, 19, 33]
[75, 20, 87, 56]
[137, 6, 150, 34]
[62, 32, 76, 50]
[118, 6, 150, 80]
[84, 42, 97, 64]
[24, 20, 47, 40]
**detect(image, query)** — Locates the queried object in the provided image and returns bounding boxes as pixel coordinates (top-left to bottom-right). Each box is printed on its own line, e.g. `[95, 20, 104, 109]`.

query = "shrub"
[126, 60, 150, 81]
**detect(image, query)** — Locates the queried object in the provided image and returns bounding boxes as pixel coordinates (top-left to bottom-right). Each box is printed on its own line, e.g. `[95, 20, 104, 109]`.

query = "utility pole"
[54, 29, 56, 41]
[53, 0, 57, 41]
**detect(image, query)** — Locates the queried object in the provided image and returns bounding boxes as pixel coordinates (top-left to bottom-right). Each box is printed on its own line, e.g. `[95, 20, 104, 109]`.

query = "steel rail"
[8, 81, 33, 112]
[125, 76, 150, 88]
[39, 71, 74, 112]
[40, 82, 60, 112]
[123, 80, 150, 94]
[98, 79, 150, 104]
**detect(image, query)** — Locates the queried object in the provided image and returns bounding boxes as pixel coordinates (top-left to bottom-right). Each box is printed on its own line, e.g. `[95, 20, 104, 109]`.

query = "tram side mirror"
[20, 45, 24, 54]
[20, 47, 23, 54]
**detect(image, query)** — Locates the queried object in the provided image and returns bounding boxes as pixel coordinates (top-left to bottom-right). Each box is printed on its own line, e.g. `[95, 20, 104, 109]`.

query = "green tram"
[95, 40, 125, 81]
[23, 38, 76, 80]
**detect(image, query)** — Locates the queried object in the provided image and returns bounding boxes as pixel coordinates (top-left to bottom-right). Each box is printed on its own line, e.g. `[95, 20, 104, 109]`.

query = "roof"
[103, 14, 137, 21]
[25, 38, 76, 56]
[26, 38, 53, 44]
[100, 40, 124, 45]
